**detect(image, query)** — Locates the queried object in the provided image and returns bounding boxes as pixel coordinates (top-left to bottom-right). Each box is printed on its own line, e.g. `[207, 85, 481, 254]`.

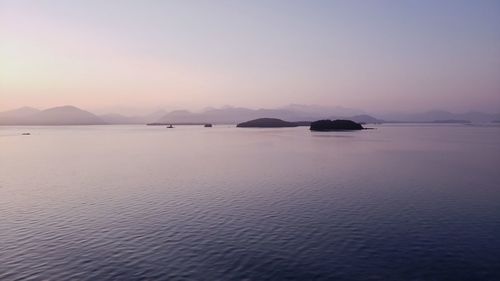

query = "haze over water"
[1, 124, 499, 280]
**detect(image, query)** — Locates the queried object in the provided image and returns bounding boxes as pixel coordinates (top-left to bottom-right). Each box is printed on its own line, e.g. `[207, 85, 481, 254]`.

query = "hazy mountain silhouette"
[282, 104, 364, 117]
[155, 107, 500, 124]
[6, 106, 41, 116]
[0, 106, 105, 125]
[338, 114, 384, 124]
[1, 104, 498, 125]
[99, 110, 169, 124]
[99, 113, 144, 124]
[0, 107, 41, 124]
[156, 107, 306, 124]
[155, 106, 372, 124]
[378, 110, 500, 123]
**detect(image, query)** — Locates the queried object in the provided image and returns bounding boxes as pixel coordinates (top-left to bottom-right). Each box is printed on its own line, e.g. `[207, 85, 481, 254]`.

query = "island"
[237, 118, 299, 128]
[310, 119, 364, 131]
[148, 122, 213, 126]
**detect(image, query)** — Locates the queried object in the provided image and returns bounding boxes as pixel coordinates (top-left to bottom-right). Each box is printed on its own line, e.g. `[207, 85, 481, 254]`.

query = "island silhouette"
[237, 118, 299, 128]
[310, 120, 364, 131]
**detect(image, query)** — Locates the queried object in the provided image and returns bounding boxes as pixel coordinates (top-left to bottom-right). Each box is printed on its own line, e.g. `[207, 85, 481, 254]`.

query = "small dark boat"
[204, 124, 213, 127]
[166, 125, 174, 128]
[22, 133, 31, 135]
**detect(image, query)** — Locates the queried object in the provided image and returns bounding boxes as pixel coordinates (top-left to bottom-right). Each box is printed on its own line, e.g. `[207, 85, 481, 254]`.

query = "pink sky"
[1, 1, 499, 114]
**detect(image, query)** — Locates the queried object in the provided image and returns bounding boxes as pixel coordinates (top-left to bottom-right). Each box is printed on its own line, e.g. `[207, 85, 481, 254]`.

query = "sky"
[1, 0, 499, 114]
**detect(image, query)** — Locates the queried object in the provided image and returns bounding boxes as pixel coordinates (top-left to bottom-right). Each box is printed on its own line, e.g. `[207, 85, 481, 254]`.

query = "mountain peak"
[45, 105, 83, 111]
[0, 105, 105, 125]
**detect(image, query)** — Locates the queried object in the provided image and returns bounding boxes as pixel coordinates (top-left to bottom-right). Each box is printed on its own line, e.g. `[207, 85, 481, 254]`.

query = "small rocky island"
[237, 118, 299, 128]
[310, 119, 364, 131]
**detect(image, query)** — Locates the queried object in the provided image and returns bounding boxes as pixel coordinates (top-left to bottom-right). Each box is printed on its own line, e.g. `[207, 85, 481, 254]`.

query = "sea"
[1, 124, 499, 281]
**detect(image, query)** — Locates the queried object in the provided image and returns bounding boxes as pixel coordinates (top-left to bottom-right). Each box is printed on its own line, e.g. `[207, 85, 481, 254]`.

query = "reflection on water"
[1, 124, 500, 280]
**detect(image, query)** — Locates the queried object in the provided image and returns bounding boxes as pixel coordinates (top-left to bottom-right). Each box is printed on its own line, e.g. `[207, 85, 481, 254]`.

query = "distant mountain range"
[377, 110, 500, 123]
[0, 106, 168, 125]
[98, 110, 168, 124]
[0, 106, 105, 125]
[0, 105, 498, 125]
[155, 105, 380, 124]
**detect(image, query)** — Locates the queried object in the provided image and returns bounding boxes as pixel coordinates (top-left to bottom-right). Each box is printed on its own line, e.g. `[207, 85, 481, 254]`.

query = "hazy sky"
[1, 0, 499, 114]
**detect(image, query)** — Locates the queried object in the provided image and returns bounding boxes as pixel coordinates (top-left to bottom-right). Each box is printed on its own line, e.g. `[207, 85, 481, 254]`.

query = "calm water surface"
[1, 124, 500, 281]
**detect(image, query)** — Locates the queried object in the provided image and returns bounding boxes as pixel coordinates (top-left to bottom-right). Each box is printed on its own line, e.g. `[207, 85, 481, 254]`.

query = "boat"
[22, 133, 31, 135]
[166, 125, 174, 128]
[204, 124, 213, 127]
